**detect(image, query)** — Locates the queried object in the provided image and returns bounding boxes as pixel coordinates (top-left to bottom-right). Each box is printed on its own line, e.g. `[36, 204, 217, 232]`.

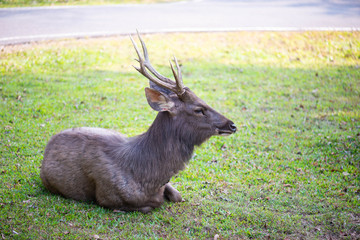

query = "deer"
[40, 33, 237, 213]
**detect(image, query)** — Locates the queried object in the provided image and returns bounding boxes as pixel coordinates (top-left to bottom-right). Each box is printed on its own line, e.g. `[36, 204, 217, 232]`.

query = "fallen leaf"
[342, 172, 350, 176]
[214, 234, 220, 240]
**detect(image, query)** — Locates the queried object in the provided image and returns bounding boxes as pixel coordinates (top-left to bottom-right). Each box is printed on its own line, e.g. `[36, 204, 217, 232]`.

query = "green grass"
[0, 0, 179, 8]
[1, 32, 359, 239]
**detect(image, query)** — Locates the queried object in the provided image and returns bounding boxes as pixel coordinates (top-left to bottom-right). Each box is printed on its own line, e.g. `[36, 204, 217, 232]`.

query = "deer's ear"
[145, 87, 175, 112]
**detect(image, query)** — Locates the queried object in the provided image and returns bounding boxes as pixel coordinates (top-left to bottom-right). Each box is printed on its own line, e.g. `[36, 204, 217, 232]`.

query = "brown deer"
[40, 33, 236, 213]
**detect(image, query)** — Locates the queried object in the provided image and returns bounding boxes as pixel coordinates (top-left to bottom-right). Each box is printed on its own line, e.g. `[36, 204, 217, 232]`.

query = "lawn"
[0, 0, 179, 8]
[0, 32, 359, 239]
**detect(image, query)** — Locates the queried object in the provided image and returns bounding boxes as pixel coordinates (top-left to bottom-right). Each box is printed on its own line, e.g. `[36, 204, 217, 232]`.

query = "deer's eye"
[194, 108, 205, 115]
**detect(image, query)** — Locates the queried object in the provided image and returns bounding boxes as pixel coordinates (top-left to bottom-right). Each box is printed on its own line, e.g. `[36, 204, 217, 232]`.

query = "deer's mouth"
[215, 122, 236, 136]
[215, 129, 234, 136]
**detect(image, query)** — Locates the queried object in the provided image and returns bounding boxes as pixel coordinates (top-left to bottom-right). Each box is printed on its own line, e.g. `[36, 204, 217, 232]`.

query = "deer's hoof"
[166, 191, 183, 202]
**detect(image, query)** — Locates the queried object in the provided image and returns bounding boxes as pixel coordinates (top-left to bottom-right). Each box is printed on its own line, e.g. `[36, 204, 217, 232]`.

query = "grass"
[0, 0, 179, 8]
[0, 32, 359, 239]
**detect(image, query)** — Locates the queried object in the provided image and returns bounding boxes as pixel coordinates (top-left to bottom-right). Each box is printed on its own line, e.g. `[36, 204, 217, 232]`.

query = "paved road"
[1, 0, 359, 45]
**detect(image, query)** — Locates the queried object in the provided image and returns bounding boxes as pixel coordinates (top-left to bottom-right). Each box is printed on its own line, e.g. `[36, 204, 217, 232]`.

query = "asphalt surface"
[1, 0, 359, 45]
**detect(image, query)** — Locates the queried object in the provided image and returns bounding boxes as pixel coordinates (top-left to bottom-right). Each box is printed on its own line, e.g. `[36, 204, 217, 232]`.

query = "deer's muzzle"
[216, 121, 236, 136]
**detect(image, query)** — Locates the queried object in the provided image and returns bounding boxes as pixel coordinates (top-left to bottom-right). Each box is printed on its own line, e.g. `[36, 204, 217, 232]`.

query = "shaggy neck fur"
[124, 111, 206, 192]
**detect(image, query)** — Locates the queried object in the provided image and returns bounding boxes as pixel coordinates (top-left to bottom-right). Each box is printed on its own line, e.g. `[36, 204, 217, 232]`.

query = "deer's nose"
[229, 122, 237, 133]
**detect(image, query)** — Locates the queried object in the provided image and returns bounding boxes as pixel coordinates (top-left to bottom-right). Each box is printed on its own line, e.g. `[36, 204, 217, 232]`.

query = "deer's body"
[42, 112, 193, 212]
[40, 34, 236, 213]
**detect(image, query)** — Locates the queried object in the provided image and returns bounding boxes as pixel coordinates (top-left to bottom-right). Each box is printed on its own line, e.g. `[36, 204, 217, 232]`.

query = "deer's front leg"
[164, 183, 183, 202]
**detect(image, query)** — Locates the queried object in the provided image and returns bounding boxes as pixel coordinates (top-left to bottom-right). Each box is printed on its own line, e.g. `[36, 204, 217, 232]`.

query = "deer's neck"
[128, 112, 194, 189]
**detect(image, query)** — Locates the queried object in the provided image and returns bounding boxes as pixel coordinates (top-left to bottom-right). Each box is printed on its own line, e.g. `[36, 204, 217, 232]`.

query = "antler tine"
[131, 31, 186, 96]
[136, 31, 149, 62]
[170, 56, 185, 95]
[130, 33, 176, 92]
[136, 32, 174, 85]
[129, 35, 143, 63]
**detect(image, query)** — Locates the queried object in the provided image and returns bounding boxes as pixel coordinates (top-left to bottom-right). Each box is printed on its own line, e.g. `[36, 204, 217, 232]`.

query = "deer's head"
[131, 33, 236, 144]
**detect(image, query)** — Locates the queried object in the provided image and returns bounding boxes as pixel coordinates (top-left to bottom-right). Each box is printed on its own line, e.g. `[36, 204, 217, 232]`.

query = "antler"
[130, 32, 185, 96]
